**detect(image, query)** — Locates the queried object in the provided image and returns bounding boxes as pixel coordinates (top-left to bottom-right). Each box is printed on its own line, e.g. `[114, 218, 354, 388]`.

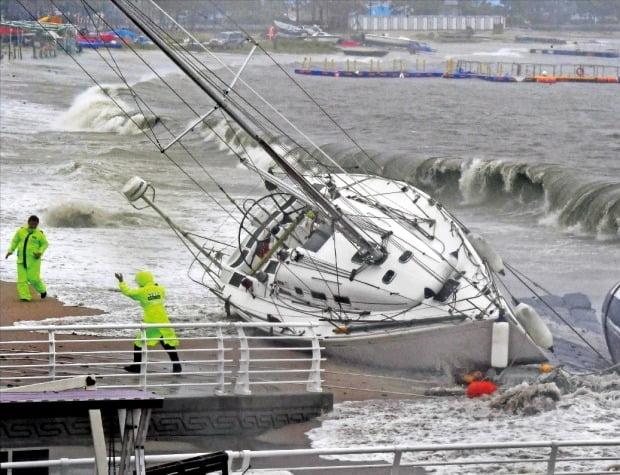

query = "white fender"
[467, 233, 505, 275]
[491, 321, 509, 368]
[514, 303, 554, 350]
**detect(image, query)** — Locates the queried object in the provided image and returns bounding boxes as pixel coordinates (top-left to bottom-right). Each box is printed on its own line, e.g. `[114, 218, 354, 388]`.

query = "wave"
[195, 118, 620, 240]
[44, 201, 155, 228]
[56, 84, 159, 135]
[324, 152, 618, 240]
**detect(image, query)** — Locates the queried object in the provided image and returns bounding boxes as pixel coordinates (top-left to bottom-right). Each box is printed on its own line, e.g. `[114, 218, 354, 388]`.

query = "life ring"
[575, 66, 585, 77]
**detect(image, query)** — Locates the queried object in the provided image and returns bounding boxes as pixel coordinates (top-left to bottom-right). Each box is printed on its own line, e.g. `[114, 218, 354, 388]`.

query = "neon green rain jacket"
[8, 225, 48, 265]
[119, 271, 179, 347]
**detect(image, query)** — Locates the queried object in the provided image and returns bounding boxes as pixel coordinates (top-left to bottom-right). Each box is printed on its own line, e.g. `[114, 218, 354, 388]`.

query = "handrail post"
[59, 457, 69, 475]
[234, 326, 251, 395]
[215, 327, 226, 395]
[139, 328, 148, 390]
[391, 450, 402, 475]
[306, 325, 322, 392]
[48, 330, 56, 380]
[547, 441, 558, 474]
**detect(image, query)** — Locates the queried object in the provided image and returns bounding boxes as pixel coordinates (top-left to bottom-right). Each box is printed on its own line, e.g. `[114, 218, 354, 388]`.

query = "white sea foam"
[470, 47, 528, 58]
[307, 373, 620, 473]
[56, 85, 157, 134]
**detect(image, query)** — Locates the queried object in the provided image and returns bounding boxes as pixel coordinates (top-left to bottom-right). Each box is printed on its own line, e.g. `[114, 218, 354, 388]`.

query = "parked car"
[208, 31, 246, 49]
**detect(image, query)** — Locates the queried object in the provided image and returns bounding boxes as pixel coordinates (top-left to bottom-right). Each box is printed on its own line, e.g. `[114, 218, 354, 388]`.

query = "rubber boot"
[163, 343, 182, 373]
[124, 345, 142, 373]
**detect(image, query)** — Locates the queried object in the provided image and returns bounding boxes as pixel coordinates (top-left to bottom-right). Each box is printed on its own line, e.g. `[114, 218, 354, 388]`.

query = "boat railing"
[1, 439, 618, 474]
[0, 321, 324, 395]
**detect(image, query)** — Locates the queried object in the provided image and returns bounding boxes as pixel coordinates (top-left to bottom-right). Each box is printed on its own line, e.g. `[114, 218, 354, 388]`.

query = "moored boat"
[363, 32, 434, 52]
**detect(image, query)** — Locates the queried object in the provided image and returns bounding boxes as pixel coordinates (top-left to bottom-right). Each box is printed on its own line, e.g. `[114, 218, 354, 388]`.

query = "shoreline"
[0, 280, 105, 326]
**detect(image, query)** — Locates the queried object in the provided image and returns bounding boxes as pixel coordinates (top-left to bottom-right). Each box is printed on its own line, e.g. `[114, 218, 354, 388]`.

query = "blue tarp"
[106, 29, 138, 41]
[368, 6, 392, 16]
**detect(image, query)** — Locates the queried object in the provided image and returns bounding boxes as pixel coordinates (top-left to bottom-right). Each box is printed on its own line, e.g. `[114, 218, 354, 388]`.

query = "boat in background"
[77, 33, 104, 49]
[274, 20, 340, 42]
[363, 32, 435, 53]
[602, 281, 620, 367]
[77, 31, 122, 49]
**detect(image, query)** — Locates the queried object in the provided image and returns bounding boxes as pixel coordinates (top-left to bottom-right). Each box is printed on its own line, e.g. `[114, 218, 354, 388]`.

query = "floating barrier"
[294, 68, 443, 78]
[554, 75, 618, 83]
[295, 58, 620, 84]
[535, 75, 557, 84]
[530, 48, 619, 58]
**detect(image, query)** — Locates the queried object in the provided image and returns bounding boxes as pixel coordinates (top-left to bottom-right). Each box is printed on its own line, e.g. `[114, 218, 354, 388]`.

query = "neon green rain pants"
[17, 257, 46, 301]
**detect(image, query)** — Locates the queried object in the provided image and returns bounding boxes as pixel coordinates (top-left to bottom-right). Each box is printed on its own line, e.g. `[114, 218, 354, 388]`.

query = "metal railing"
[1, 439, 618, 474]
[0, 322, 323, 395]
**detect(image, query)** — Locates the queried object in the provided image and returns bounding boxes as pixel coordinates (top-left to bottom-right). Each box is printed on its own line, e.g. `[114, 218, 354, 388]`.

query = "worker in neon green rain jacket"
[115, 270, 182, 373]
[5, 215, 48, 302]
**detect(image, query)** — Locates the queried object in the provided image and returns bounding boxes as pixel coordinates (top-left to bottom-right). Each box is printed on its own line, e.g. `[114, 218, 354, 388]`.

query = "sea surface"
[1, 32, 619, 473]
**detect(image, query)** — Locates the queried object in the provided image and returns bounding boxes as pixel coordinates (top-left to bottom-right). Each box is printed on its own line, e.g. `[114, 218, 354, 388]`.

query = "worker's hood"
[135, 270, 154, 287]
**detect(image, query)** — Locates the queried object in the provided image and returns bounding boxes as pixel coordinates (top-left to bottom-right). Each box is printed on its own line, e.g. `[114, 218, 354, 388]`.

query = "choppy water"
[1, 30, 619, 469]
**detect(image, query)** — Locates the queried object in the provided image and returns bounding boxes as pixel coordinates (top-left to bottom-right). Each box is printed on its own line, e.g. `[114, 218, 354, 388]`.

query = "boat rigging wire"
[26, 0, 247, 228]
[148, 0, 419, 235]
[502, 262, 611, 364]
[205, 0, 381, 171]
[111, 0, 390, 265]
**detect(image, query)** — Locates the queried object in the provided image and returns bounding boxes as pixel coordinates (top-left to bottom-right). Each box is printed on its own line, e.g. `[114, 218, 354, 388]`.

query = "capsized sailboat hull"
[215, 173, 549, 376]
[110, 0, 552, 379]
[224, 297, 546, 375]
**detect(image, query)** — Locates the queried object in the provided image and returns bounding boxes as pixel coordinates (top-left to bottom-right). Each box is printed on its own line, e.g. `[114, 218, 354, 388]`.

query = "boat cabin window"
[399, 250, 413, 263]
[311, 290, 327, 300]
[295, 287, 303, 295]
[334, 295, 351, 305]
[265, 261, 278, 274]
[302, 223, 333, 252]
[382, 270, 396, 284]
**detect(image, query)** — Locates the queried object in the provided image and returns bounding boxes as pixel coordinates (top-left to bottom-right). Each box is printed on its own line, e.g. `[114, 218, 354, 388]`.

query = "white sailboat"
[110, 0, 552, 379]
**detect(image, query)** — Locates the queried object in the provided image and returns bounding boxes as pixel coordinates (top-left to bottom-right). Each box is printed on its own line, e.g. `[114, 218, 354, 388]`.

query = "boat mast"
[110, 0, 385, 264]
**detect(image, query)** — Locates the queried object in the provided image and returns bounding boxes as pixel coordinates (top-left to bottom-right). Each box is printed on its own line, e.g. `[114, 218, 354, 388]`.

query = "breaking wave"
[195, 119, 620, 240]
[44, 201, 153, 228]
[56, 84, 159, 134]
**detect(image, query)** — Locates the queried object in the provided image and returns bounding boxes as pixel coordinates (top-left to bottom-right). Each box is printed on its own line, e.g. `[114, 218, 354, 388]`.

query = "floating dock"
[295, 68, 443, 78]
[530, 47, 619, 58]
[295, 58, 620, 84]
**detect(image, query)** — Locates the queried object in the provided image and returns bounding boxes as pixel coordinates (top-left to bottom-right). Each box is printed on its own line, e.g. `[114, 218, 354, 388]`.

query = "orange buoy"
[536, 76, 557, 84]
[539, 363, 553, 372]
[466, 380, 497, 398]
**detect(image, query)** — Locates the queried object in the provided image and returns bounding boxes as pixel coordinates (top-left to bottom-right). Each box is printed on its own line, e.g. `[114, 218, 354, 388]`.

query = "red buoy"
[466, 380, 498, 398]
